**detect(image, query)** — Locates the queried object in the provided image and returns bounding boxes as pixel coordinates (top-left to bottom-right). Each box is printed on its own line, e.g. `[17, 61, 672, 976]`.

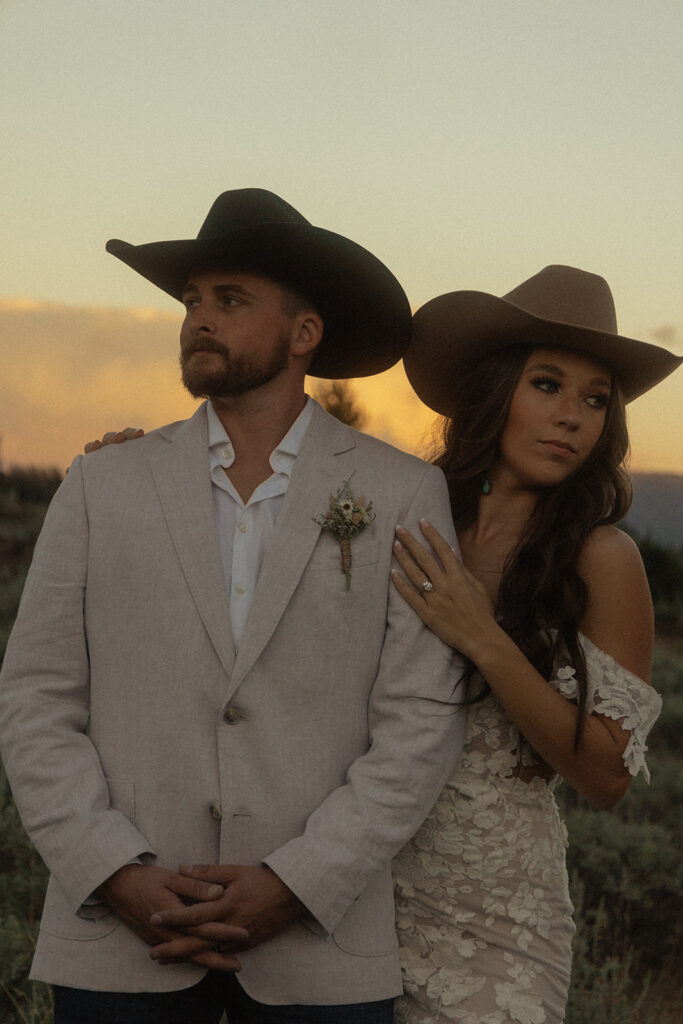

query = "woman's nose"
[553, 396, 581, 428]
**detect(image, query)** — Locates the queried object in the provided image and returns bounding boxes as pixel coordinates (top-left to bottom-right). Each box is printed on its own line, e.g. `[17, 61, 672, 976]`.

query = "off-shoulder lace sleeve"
[550, 633, 662, 783]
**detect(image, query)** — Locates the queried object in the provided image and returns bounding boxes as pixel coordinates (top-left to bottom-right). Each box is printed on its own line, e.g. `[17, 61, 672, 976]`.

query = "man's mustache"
[181, 338, 229, 359]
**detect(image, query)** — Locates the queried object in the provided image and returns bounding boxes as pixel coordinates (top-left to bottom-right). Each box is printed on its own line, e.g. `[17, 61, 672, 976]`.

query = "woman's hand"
[392, 520, 501, 661]
[84, 427, 144, 453]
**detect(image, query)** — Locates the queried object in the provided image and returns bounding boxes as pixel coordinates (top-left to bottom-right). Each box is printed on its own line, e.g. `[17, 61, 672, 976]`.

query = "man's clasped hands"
[98, 861, 304, 973]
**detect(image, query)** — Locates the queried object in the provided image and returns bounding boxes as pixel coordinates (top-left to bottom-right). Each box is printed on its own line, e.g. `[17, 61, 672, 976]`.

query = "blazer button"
[209, 803, 223, 821]
[223, 706, 242, 724]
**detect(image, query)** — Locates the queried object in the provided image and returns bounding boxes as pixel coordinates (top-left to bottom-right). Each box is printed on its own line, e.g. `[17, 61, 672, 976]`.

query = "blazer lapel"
[150, 404, 237, 680]
[231, 404, 356, 688]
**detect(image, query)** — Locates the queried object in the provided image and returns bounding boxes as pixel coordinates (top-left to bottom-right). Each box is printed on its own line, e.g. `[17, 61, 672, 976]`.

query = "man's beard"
[180, 336, 290, 399]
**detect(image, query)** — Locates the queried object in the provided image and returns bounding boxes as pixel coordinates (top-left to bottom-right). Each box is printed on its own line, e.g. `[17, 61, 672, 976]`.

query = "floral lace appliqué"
[393, 635, 659, 1023]
[550, 633, 662, 782]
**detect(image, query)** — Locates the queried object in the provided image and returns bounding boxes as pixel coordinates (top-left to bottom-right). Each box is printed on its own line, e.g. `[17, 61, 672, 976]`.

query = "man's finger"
[151, 938, 243, 972]
[167, 873, 225, 904]
[152, 922, 249, 951]
[151, 900, 225, 929]
[149, 935, 212, 963]
[83, 440, 103, 454]
[178, 863, 235, 885]
[189, 923, 250, 946]
[191, 949, 242, 972]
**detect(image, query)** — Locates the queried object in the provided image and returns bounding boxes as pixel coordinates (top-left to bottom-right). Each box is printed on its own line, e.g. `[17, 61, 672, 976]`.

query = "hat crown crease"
[503, 265, 618, 335]
[197, 188, 310, 239]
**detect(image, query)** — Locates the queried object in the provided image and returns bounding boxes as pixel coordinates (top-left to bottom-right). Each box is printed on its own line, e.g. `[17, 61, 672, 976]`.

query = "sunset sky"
[1, 1, 681, 472]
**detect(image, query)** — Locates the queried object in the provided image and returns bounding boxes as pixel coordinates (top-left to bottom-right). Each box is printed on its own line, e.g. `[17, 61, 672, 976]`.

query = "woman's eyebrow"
[526, 362, 610, 388]
[526, 362, 565, 376]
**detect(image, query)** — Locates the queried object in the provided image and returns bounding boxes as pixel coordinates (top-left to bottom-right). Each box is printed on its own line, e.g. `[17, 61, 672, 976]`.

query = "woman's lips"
[540, 439, 577, 457]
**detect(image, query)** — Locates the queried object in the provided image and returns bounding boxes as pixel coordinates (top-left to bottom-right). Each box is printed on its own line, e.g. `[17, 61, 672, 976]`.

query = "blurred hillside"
[628, 473, 683, 549]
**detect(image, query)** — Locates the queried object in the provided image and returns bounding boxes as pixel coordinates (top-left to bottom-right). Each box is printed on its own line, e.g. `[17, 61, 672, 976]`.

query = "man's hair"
[278, 281, 318, 319]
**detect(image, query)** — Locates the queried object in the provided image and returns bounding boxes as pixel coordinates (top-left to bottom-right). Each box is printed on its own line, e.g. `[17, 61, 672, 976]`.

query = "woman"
[390, 265, 681, 1024]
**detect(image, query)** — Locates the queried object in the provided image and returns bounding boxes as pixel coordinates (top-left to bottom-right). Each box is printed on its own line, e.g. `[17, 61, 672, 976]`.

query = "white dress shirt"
[207, 398, 314, 648]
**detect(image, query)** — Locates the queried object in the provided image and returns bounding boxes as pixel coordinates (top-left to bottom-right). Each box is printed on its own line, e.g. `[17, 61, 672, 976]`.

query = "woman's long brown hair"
[434, 345, 632, 748]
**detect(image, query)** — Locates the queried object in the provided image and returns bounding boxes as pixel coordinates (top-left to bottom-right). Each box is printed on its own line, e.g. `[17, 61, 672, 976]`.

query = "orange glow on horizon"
[0, 298, 680, 475]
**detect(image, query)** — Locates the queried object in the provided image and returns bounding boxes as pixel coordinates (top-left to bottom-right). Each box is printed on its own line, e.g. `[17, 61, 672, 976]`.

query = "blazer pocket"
[331, 871, 399, 958]
[40, 875, 122, 942]
[39, 777, 135, 942]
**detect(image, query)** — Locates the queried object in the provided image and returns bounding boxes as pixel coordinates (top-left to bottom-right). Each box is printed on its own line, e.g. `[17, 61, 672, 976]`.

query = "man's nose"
[187, 302, 216, 333]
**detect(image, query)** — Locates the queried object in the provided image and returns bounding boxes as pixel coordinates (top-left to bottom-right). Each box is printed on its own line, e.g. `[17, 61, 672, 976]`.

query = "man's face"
[179, 269, 296, 399]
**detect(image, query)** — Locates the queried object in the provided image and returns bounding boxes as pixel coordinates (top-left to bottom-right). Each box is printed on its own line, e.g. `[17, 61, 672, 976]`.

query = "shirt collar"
[207, 397, 314, 475]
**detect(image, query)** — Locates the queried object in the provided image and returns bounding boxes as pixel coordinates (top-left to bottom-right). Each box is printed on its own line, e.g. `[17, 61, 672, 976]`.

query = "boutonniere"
[313, 480, 375, 590]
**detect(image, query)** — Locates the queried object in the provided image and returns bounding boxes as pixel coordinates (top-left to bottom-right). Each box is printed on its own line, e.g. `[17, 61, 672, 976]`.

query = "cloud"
[0, 298, 196, 469]
[0, 298, 680, 474]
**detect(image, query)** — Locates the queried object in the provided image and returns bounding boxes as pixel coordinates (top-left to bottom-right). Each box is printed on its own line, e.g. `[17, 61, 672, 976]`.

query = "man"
[0, 189, 464, 1023]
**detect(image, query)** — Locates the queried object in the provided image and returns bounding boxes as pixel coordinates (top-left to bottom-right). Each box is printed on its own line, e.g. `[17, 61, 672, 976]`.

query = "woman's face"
[496, 346, 612, 490]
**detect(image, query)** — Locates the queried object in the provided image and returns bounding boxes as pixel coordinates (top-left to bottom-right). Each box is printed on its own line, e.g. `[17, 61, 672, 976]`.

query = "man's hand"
[84, 427, 144, 453]
[148, 864, 305, 968]
[98, 863, 248, 971]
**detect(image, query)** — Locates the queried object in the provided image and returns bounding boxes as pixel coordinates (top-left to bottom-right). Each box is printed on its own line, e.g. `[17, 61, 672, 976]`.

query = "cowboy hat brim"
[405, 290, 683, 414]
[107, 221, 411, 379]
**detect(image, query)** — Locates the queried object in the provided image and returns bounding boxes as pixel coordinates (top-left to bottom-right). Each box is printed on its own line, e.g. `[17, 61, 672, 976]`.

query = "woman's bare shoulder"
[578, 526, 653, 681]
[579, 524, 643, 570]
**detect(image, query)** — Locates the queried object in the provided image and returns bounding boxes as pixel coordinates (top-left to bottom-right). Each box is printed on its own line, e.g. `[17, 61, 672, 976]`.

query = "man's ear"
[290, 311, 323, 360]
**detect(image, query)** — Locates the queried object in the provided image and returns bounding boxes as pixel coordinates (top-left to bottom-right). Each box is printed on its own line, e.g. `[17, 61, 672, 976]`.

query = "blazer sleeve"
[264, 462, 466, 934]
[0, 456, 155, 913]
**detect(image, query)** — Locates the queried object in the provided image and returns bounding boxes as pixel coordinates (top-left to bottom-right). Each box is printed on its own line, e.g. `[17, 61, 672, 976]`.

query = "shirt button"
[209, 803, 223, 821]
[238, 522, 249, 534]
[234, 583, 246, 595]
[223, 707, 242, 725]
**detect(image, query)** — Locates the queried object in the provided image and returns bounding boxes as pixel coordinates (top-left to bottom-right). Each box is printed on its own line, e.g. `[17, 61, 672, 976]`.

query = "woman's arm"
[392, 521, 654, 810]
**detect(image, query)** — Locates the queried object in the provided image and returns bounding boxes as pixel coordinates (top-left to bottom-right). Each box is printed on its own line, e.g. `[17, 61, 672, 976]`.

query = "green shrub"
[567, 881, 681, 1024]
[0, 769, 51, 1023]
[564, 811, 682, 973]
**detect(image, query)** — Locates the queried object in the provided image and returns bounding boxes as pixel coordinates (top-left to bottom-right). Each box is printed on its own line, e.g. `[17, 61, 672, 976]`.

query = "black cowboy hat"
[405, 265, 682, 414]
[106, 188, 411, 379]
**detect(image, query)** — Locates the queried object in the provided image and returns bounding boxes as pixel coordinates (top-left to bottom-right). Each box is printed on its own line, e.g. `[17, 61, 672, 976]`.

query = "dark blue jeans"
[53, 972, 394, 1024]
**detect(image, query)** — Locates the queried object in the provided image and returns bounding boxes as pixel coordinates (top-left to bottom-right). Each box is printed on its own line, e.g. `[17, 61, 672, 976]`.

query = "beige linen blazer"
[0, 401, 464, 1004]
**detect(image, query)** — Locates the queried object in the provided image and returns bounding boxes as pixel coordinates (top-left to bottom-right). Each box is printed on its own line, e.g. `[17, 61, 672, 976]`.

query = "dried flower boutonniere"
[313, 480, 375, 590]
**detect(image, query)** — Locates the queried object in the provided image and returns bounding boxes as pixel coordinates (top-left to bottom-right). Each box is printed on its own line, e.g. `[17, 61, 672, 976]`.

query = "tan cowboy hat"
[405, 265, 682, 414]
[106, 188, 411, 379]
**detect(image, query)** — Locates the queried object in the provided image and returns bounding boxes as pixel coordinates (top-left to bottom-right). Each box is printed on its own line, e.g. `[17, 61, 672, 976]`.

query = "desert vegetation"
[0, 460, 681, 1023]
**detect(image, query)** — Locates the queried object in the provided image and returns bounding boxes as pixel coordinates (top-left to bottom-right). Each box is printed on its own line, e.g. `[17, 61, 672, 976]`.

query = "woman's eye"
[586, 393, 610, 409]
[531, 377, 559, 394]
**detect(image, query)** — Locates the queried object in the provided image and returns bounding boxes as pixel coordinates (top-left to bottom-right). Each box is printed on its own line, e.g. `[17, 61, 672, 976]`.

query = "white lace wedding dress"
[393, 634, 662, 1024]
